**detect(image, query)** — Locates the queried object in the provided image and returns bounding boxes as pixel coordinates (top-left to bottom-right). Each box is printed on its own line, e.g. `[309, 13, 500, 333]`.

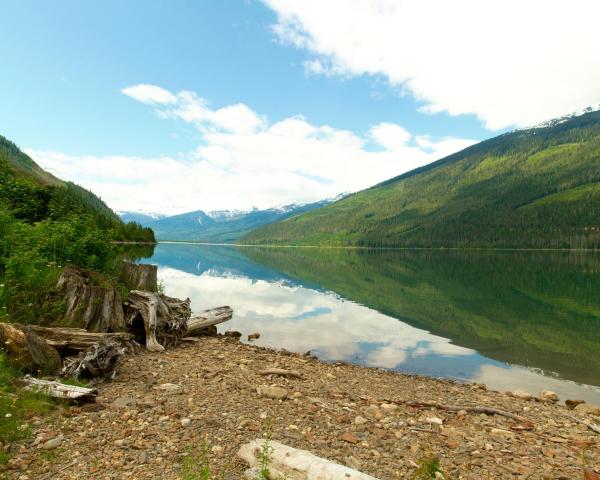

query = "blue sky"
[1, 0, 598, 214]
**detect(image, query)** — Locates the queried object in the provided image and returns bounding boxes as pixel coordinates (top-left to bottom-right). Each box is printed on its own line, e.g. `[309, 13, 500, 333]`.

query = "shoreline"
[9, 335, 599, 479]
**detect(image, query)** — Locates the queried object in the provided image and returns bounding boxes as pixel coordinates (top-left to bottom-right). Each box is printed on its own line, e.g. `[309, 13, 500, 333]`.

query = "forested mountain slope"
[244, 110, 600, 249]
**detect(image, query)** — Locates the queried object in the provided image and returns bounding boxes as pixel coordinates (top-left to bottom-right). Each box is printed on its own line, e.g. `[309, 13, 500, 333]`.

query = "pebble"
[256, 385, 288, 400]
[180, 417, 191, 427]
[42, 435, 63, 450]
[155, 383, 183, 395]
[540, 390, 559, 403]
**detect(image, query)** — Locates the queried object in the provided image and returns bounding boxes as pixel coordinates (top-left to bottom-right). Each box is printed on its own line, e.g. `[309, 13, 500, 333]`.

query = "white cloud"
[27, 85, 475, 214]
[121, 84, 177, 105]
[264, 0, 600, 130]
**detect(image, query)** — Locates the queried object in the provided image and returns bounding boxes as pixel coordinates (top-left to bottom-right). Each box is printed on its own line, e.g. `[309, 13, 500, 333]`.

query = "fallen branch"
[402, 400, 529, 423]
[564, 413, 600, 435]
[238, 439, 380, 479]
[60, 340, 126, 380]
[20, 375, 97, 401]
[23, 324, 132, 354]
[186, 306, 233, 336]
[259, 368, 304, 379]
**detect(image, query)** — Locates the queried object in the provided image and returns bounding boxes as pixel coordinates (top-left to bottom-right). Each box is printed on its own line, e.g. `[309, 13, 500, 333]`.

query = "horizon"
[2, 0, 600, 215]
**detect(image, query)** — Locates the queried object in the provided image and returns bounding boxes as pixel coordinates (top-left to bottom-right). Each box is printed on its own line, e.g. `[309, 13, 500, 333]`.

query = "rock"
[364, 405, 383, 420]
[159, 415, 170, 422]
[244, 468, 261, 479]
[114, 439, 128, 448]
[211, 445, 223, 454]
[512, 389, 533, 400]
[490, 428, 515, 438]
[565, 399, 585, 409]
[155, 383, 183, 395]
[257, 385, 288, 400]
[42, 436, 63, 450]
[180, 418, 191, 427]
[339, 432, 360, 444]
[345, 455, 362, 470]
[138, 451, 148, 464]
[574, 403, 600, 416]
[426, 417, 443, 426]
[112, 397, 136, 408]
[224, 331, 242, 338]
[354, 416, 368, 425]
[539, 390, 559, 403]
[248, 332, 260, 341]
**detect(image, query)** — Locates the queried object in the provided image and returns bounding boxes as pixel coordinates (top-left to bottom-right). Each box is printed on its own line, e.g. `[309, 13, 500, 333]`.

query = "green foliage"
[0, 353, 52, 464]
[412, 456, 448, 479]
[244, 110, 600, 249]
[181, 443, 212, 480]
[0, 134, 156, 324]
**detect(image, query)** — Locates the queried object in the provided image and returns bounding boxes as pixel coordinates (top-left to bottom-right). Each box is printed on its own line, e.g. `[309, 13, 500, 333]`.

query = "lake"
[142, 243, 600, 403]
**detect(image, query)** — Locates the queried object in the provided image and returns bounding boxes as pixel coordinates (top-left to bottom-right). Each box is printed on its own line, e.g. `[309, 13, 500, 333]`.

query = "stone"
[364, 405, 383, 420]
[257, 385, 288, 400]
[156, 383, 183, 395]
[42, 436, 63, 450]
[248, 332, 261, 341]
[565, 399, 585, 409]
[490, 428, 515, 438]
[112, 397, 136, 408]
[180, 418, 191, 427]
[159, 415, 170, 422]
[354, 416, 368, 425]
[426, 417, 443, 426]
[539, 390, 559, 403]
[224, 331, 242, 338]
[138, 452, 148, 464]
[345, 455, 362, 470]
[512, 389, 533, 400]
[339, 432, 360, 444]
[211, 445, 223, 454]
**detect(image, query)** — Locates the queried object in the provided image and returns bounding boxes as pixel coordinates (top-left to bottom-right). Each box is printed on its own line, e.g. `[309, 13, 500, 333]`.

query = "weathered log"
[0, 323, 61, 372]
[186, 306, 233, 336]
[20, 375, 97, 401]
[119, 262, 157, 292]
[123, 291, 191, 351]
[19, 324, 133, 355]
[61, 340, 126, 380]
[48, 266, 126, 332]
[238, 439, 379, 480]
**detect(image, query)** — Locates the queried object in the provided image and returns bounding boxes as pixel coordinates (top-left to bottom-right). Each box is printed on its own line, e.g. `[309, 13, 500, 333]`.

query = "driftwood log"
[186, 306, 233, 336]
[61, 340, 126, 380]
[22, 324, 133, 355]
[120, 262, 157, 292]
[0, 323, 61, 372]
[238, 439, 379, 480]
[20, 375, 97, 401]
[49, 266, 126, 332]
[123, 291, 191, 351]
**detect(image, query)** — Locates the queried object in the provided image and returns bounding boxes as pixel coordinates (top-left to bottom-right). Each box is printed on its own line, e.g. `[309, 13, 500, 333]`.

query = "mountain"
[121, 200, 335, 242]
[118, 211, 166, 225]
[0, 134, 155, 242]
[244, 108, 600, 249]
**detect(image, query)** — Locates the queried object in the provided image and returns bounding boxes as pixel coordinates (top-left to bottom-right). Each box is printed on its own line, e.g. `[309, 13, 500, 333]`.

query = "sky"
[1, 0, 599, 215]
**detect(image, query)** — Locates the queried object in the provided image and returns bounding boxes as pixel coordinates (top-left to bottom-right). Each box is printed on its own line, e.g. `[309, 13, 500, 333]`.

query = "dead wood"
[119, 262, 157, 291]
[186, 306, 233, 336]
[61, 340, 126, 380]
[259, 368, 304, 379]
[49, 266, 126, 332]
[123, 290, 191, 351]
[0, 322, 61, 372]
[402, 400, 529, 423]
[21, 324, 132, 355]
[20, 375, 96, 401]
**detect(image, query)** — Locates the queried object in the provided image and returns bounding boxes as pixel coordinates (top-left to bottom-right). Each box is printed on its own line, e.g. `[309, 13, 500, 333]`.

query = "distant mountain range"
[118, 198, 341, 242]
[244, 108, 600, 249]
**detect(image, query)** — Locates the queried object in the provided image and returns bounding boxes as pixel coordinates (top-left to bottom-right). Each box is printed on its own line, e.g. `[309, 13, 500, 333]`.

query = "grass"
[0, 353, 53, 464]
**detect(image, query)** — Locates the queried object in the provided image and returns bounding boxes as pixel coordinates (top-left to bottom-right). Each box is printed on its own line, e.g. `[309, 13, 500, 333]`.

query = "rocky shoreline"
[4, 335, 599, 479]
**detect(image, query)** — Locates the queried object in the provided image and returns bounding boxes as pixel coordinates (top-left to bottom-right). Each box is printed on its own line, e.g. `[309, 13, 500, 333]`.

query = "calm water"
[144, 243, 600, 403]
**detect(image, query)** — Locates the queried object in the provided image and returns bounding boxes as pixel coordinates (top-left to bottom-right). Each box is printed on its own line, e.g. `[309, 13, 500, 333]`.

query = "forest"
[244, 109, 600, 249]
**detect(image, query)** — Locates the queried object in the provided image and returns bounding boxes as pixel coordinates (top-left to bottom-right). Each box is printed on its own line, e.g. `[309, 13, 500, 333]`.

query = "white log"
[237, 439, 380, 480]
[186, 306, 233, 335]
[20, 375, 97, 401]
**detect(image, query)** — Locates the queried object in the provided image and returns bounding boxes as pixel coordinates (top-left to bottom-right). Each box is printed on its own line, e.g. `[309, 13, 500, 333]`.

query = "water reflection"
[147, 244, 600, 403]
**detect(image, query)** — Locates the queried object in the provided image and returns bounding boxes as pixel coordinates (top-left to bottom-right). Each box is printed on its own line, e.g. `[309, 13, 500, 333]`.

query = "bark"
[0, 322, 61, 372]
[123, 291, 191, 351]
[119, 262, 157, 292]
[49, 266, 126, 332]
[60, 340, 126, 380]
[21, 324, 132, 355]
[20, 375, 97, 401]
[186, 306, 233, 336]
[238, 439, 379, 480]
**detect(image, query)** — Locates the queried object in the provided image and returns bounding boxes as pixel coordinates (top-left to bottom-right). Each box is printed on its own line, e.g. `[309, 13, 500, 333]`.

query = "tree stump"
[0, 323, 61, 372]
[119, 262, 157, 292]
[49, 266, 126, 332]
[123, 291, 191, 351]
